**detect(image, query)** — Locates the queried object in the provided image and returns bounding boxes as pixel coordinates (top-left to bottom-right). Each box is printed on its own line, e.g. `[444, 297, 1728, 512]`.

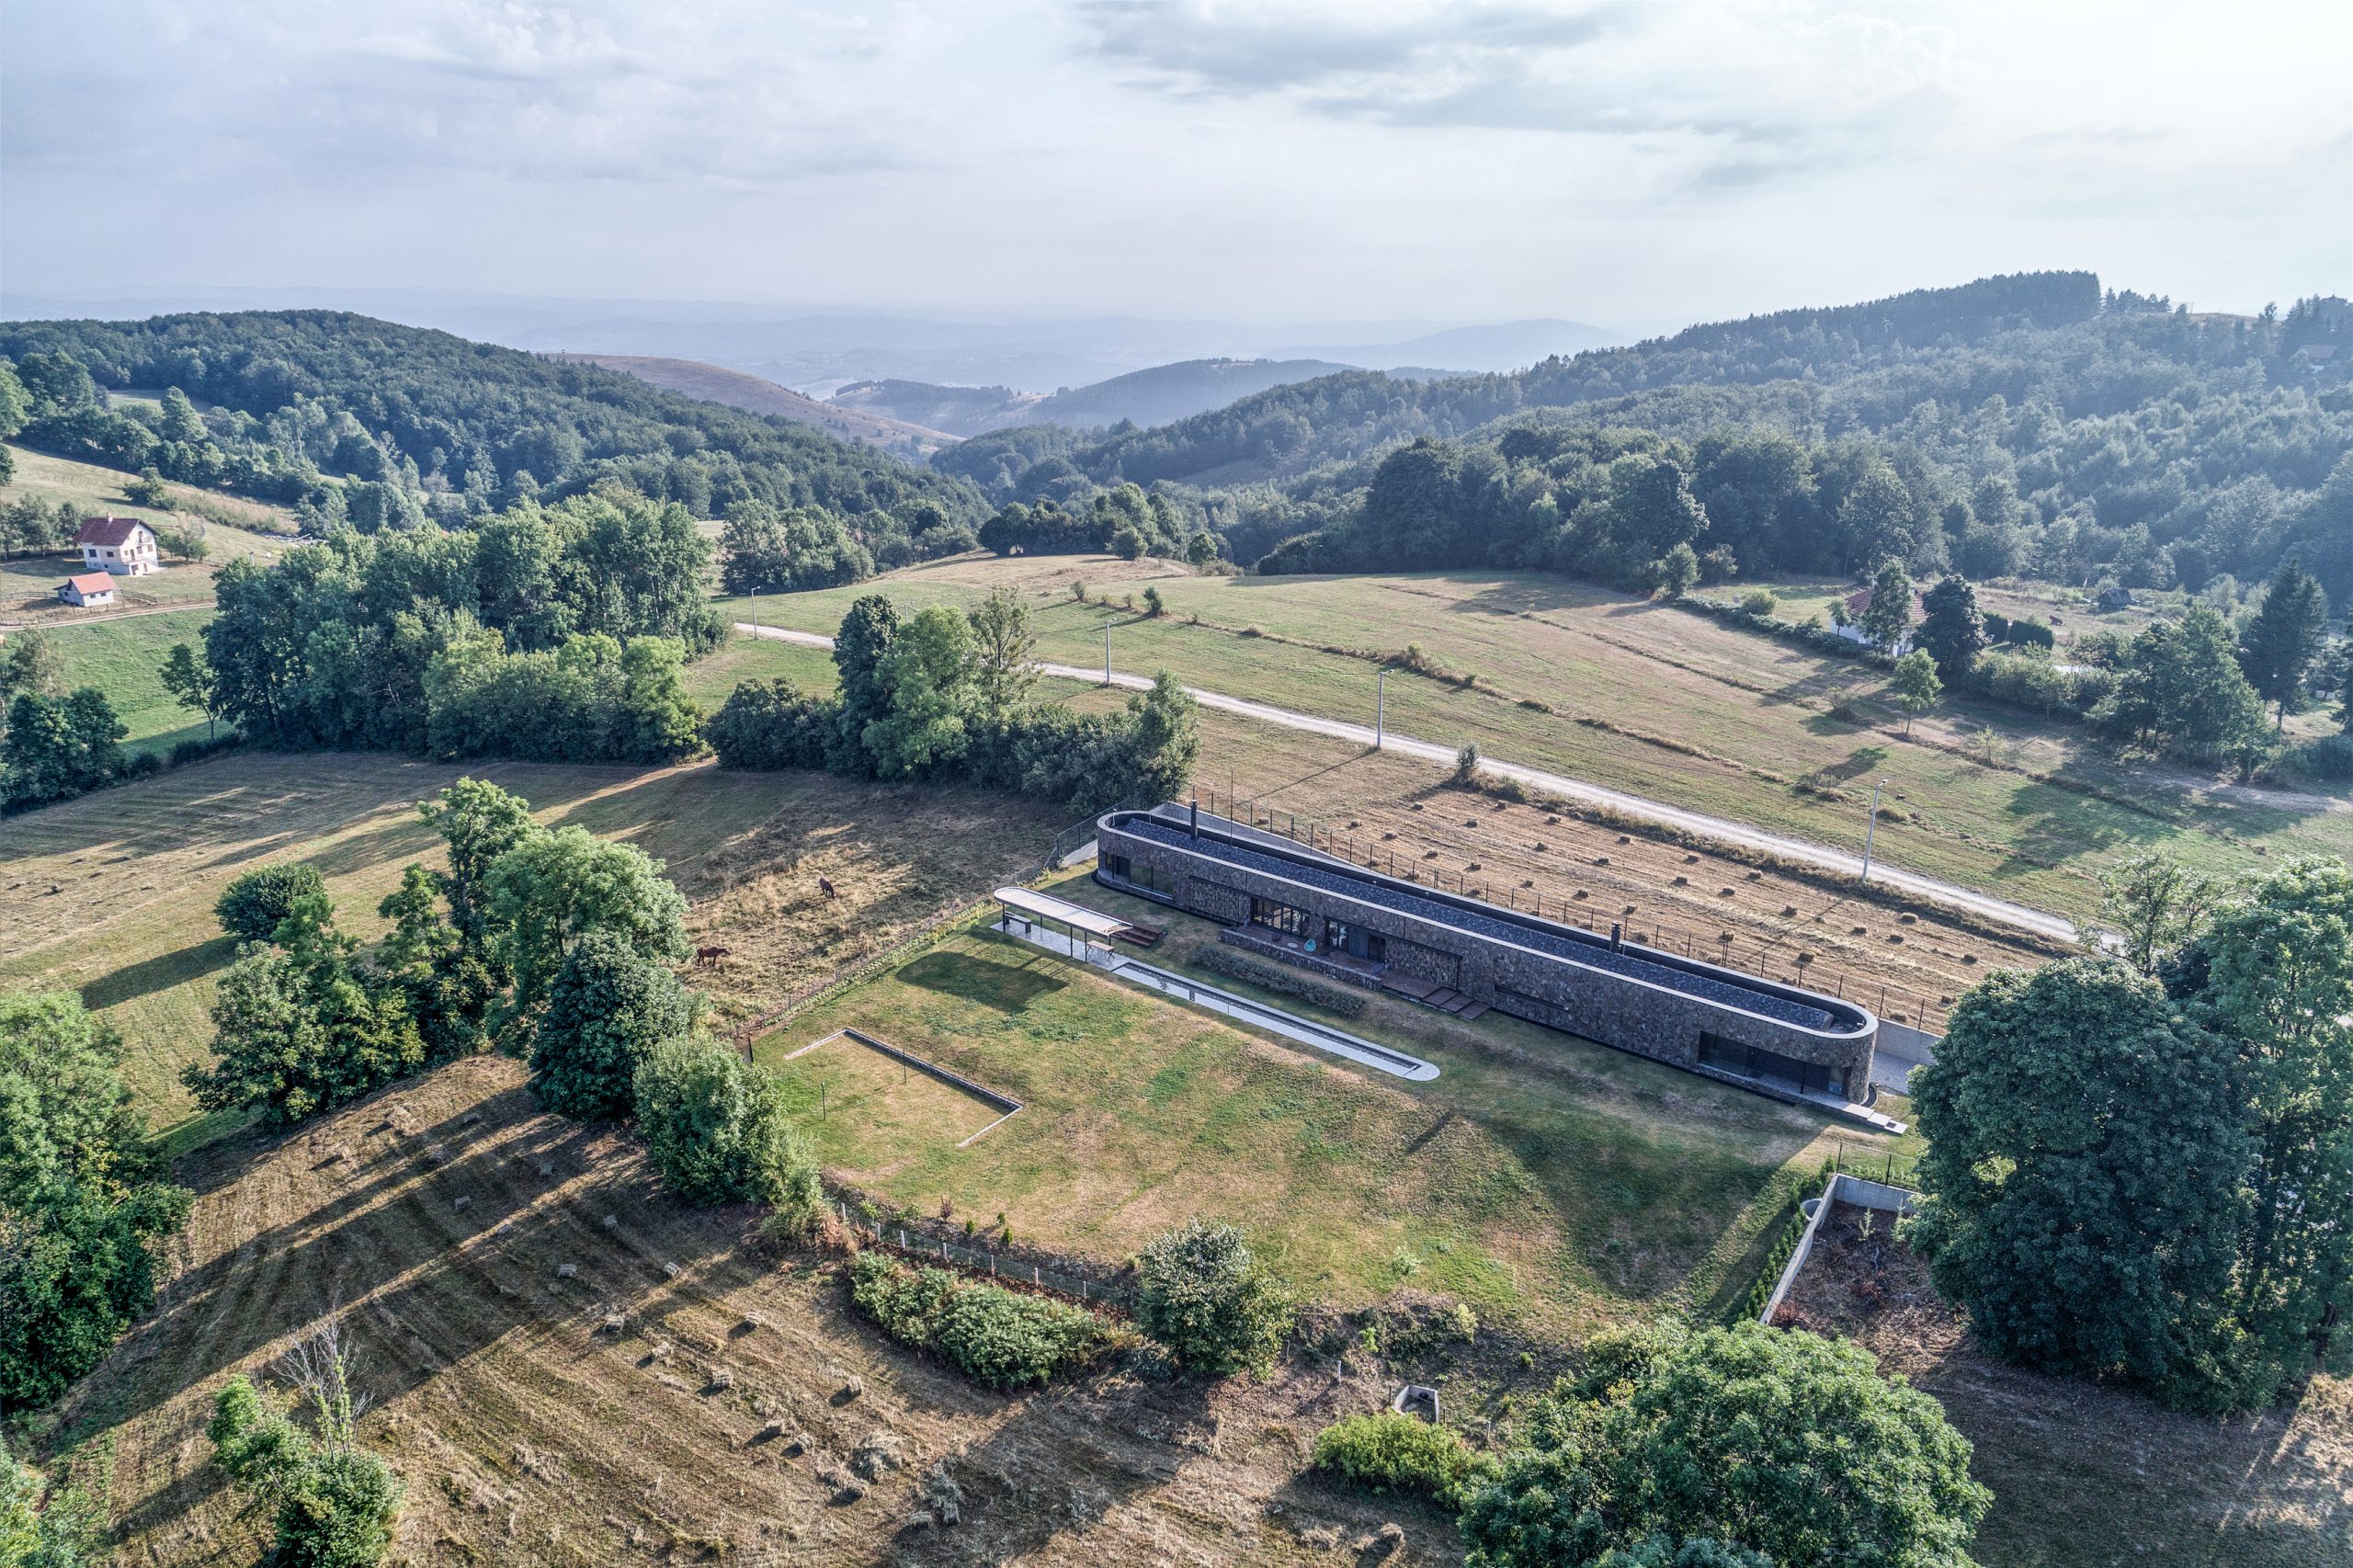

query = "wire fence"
[1828, 1139, 1921, 1187]
[842, 1204, 1135, 1310]
[1198, 785, 1952, 1032]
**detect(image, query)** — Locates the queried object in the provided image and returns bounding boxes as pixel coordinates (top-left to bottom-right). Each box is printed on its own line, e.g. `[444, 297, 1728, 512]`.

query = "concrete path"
[735, 620, 2078, 944]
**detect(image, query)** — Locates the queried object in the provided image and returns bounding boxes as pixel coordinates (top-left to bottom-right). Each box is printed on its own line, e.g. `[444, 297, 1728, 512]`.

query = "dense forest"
[940, 275, 2353, 599]
[0, 312, 986, 553]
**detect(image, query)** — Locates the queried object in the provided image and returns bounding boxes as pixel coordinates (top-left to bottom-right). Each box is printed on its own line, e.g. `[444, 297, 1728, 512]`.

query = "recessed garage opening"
[1699, 1031, 1849, 1099]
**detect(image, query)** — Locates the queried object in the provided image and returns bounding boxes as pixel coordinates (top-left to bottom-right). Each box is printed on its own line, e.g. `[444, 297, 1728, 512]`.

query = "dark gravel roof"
[1119, 818, 1840, 1031]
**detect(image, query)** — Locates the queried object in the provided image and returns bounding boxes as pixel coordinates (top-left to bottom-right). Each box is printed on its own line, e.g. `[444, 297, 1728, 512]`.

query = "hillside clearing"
[716, 558, 2353, 923]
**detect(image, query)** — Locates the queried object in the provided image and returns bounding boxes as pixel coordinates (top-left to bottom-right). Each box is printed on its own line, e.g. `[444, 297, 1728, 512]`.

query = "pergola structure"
[993, 886, 1131, 964]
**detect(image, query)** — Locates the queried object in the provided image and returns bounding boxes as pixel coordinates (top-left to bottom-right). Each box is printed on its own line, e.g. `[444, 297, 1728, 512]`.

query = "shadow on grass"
[80, 934, 239, 1009]
[899, 949, 1068, 1012]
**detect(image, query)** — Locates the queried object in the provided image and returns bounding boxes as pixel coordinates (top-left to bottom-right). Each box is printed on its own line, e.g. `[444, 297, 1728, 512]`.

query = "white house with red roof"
[57, 572, 119, 608]
[75, 516, 160, 576]
[1832, 584, 1927, 655]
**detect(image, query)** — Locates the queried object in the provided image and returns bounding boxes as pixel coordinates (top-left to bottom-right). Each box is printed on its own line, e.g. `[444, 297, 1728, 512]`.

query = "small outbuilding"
[2094, 585, 2134, 612]
[58, 572, 119, 608]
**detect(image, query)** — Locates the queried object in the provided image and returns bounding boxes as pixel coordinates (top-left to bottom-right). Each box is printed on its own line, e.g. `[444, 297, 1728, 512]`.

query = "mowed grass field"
[30, 607, 220, 756]
[0, 750, 1073, 1145]
[717, 556, 2353, 923]
[2, 440, 302, 537]
[760, 903, 1883, 1333]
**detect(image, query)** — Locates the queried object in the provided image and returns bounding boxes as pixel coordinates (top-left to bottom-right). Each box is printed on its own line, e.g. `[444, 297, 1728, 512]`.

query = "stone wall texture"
[1099, 812, 1878, 1096]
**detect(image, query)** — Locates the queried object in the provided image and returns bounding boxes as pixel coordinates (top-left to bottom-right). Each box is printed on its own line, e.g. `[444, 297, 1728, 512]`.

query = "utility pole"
[1376, 667, 1387, 751]
[1859, 779, 1883, 883]
[1104, 620, 1112, 687]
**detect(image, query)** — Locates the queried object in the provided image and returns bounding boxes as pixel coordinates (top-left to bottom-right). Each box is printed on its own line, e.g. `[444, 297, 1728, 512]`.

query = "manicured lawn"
[716, 557, 2353, 922]
[757, 883, 1891, 1330]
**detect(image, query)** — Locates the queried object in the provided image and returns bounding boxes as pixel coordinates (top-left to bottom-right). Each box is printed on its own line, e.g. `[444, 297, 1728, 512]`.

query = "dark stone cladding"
[1097, 809, 1879, 1094]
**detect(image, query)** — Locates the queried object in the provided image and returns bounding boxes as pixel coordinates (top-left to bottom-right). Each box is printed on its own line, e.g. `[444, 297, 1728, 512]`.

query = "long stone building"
[1096, 806, 1889, 1121]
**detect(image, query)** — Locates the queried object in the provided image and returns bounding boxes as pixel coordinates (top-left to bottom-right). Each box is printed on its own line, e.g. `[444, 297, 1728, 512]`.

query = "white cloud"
[0, 0, 2345, 324]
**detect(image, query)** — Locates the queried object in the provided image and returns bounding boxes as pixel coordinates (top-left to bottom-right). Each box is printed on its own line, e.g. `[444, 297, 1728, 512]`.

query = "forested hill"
[0, 311, 985, 528]
[961, 271, 2322, 494]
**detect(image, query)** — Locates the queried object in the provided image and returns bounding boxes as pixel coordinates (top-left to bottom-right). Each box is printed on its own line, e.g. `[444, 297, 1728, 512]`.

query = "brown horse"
[818, 877, 839, 899]
[693, 945, 732, 968]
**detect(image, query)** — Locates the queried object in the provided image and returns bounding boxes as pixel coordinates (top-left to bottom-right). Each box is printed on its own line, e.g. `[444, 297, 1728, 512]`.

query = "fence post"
[1033, 1266, 1040, 1286]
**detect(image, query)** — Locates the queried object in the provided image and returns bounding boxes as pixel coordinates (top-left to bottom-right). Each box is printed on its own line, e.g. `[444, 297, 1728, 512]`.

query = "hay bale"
[849, 1431, 904, 1481]
[536, 1159, 554, 1178]
[452, 1194, 472, 1212]
[708, 1367, 736, 1392]
[742, 1310, 767, 1332]
[601, 1214, 619, 1230]
[840, 1375, 865, 1403]
[662, 1261, 681, 1279]
[556, 1264, 577, 1280]
[599, 1312, 628, 1335]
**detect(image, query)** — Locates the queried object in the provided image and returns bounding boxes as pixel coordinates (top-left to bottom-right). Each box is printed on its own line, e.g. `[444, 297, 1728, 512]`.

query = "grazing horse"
[694, 945, 731, 968]
[818, 877, 839, 899]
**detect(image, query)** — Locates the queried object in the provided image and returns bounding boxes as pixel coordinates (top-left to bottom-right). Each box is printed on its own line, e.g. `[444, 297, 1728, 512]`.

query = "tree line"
[710, 586, 1199, 814]
[177, 486, 717, 763]
[931, 275, 2348, 605]
[0, 311, 986, 549]
[1910, 848, 2353, 1413]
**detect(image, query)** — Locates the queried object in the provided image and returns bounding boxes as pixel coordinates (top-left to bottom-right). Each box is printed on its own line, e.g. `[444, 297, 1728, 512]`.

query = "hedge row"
[1722, 1172, 1828, 1326]
[847, 1252, 1121, 1390]
[1196, 944, 1370, 1017]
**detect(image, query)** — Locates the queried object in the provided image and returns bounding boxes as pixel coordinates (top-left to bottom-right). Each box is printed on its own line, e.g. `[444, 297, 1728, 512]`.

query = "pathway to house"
[735, 621, 2080, 944]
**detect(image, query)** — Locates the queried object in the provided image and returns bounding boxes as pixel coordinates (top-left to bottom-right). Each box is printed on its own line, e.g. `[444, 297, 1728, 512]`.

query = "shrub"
[529, 932, 698, 1121]
[707, 677, 835, 770]
[168, 732, 243, 767]
[208, 1371, 404, 1568]
[215, 862, 328, 943]
[1195, 945, 1370, 1017]
[1736, 588, 1778, 619]
[1142, 585, 1165, 617]
[634, 1035, 824, 1226]
[1135, 1218, 1294, 1377]
[1311, 1412, 1497, 1509]
[2286, 733, 2353, 783]
[847, 1253, 1117, 1389]
[1455, 743, 1481, 782]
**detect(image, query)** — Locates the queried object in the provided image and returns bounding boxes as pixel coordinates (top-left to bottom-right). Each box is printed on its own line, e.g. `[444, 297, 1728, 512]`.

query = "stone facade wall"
[1099, 815, 1877, 1094]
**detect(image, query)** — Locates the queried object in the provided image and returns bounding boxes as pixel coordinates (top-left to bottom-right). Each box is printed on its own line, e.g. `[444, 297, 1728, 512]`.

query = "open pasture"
[721, 557, 2352, 923]
[0, 750, 1072, 1143]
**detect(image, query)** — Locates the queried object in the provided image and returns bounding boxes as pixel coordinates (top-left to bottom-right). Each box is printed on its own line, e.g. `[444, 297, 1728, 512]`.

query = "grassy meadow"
[30, 607, 219, 756]
[716, 555, 2353, 923]
[761, 912, 1867, 1333]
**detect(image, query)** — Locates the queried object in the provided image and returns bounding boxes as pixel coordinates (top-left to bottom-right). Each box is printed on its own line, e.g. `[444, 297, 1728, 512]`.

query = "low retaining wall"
[1758, 1172, 1918, 1326]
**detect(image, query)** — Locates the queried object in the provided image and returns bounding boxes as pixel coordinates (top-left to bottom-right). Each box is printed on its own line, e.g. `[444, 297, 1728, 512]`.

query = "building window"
[1699, 1032, 1847, 1099]
[1103, 853, 1131, 880]
[1249, 897, 1311, 939]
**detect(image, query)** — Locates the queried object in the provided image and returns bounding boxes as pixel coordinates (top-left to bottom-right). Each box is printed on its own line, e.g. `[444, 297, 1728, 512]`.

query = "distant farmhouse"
[57, 572, 119, 608]
[1831, 584, 1926, 655]
[75, 516, 159, 576]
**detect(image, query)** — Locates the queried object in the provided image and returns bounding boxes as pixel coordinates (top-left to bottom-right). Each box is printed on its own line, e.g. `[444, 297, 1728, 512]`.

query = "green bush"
[634, 1036, 824, 1228]
[1311, 1411, 1497, 1509]
[1195, 945, 1370, 1017]
[847, 1253, 1117, 1389]
[529, 931, 697, 1121]
[1135, 1218, 1294, 1377]
[208, 1374, 404, 1568]
[1736, 588, 1778, 619]
[214, 862, 328, 943]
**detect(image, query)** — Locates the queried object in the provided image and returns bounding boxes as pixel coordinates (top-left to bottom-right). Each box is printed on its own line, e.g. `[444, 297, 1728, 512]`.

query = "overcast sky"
[4, 0, 2347, 330]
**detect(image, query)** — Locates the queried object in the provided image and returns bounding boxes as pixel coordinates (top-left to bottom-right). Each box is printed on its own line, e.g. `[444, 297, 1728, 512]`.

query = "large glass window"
[1249, 897, 1312, 939]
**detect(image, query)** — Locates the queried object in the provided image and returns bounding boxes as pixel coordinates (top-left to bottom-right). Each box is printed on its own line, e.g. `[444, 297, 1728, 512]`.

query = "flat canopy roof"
[995, 886, 1130, 939]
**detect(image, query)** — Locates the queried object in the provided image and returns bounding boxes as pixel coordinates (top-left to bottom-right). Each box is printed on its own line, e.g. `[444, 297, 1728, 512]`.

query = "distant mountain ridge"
[547, 353, 957, 455]
[835, 357, 1371, 437]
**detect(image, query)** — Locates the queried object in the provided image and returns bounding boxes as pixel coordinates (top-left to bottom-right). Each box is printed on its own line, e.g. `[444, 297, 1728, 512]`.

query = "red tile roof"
[75, 516, 152, 548]
[64, 573, 116, 595]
